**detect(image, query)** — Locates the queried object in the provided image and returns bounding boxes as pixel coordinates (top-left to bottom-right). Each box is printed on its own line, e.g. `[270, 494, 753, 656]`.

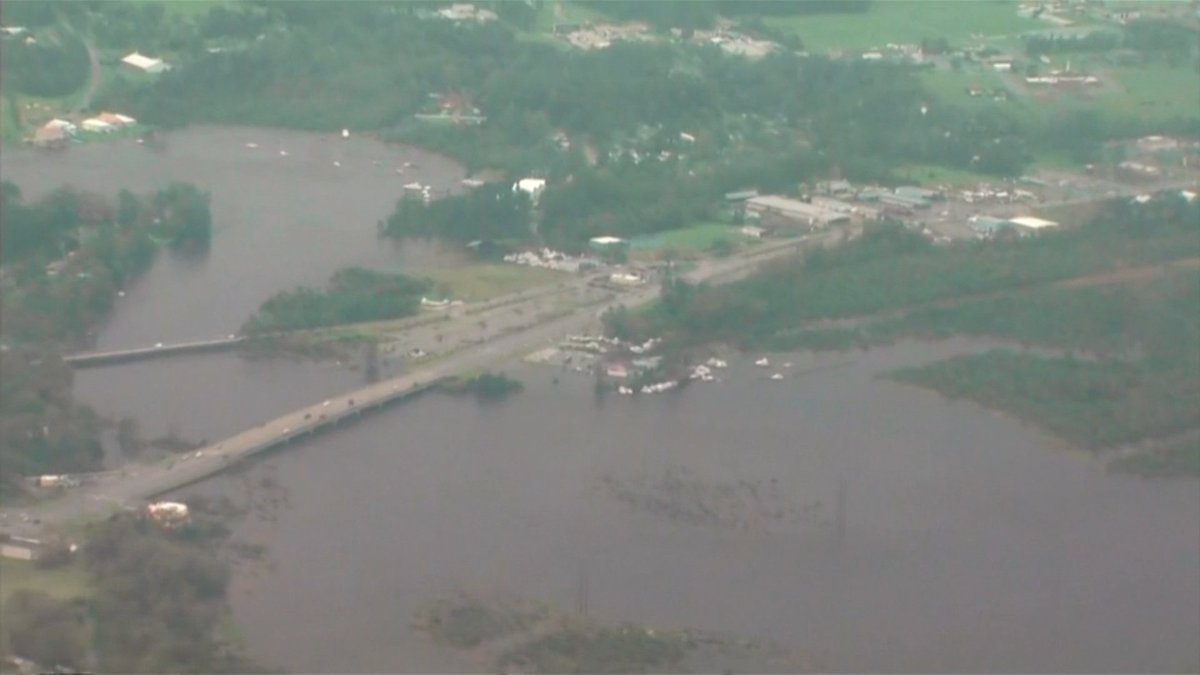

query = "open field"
[765, 1, 1048, 52]
[891, 161, 997, 187]
[0, 557, 90, 601]
[631, 222, 743, 254]
[421, 264, 566, 303]
[160, 0, 231, 19]
[1106, 65, 1200, 121]
[533, 1, 609, 33]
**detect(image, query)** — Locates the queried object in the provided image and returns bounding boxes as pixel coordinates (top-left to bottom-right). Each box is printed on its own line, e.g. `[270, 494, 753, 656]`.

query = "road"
[0, 233, 830, 538]
[68, 28, 101, 117]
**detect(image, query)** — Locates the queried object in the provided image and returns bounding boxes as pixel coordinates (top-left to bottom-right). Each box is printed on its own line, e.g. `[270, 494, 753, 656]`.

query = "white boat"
[342, 128, 350, 138]
[755, 357, 770, 367]
[770, 373, 784, 381]
[279, 150, 288, 156]
[245, 142, 258, 148]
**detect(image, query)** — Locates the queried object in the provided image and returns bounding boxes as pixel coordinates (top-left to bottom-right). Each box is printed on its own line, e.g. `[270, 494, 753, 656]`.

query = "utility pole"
[576, 559, 589, 617]
[834, 478, 847, 545]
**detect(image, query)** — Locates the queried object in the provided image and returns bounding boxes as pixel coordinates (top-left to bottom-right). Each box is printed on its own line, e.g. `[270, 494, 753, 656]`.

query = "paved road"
[0, 234, 828, 537]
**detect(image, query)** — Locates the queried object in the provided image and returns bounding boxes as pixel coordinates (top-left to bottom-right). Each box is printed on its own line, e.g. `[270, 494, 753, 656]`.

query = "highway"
[0, 233, 830, 537]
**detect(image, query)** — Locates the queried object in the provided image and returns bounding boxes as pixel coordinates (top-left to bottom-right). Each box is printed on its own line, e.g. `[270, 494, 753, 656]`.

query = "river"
[166, 341, 1198, 673]
[1, 125, 467, 348]
[3, 129, 1197, 673]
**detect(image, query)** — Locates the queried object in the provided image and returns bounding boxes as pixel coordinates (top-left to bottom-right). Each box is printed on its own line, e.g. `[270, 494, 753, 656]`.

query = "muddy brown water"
[0, 126, 468, 349]
[5, 130, 1197, 672]
[168, 340, 1198, 674]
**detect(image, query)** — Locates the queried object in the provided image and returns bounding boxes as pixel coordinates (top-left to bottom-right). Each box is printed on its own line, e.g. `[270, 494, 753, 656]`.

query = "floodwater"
[7, 129, 1197, 672]
[173, 340, 1199, 674]
[0, 126, 467, 348]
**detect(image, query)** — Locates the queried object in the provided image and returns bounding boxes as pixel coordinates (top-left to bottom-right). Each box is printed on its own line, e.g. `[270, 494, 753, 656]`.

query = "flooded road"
[0, 126, 467, 348]
[175, 340, 1199, 673]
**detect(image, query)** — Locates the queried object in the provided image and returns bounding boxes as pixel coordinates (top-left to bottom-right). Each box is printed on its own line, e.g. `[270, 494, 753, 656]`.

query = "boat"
[755, 357, 770, 367]
[770, 373, 784, 381]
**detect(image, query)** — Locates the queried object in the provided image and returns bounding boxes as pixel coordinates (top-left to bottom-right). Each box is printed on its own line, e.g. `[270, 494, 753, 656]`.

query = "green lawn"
[0, 557, 91, 602]
[160, 0, 232, 19]
[1105, 65, 1200, 121]
[533, 1, 609, 33]
[422, 264, 566, 302]
[631, 222, 744, 253]
[920, 67, 1007, 105]
[766, 1, 1047, 52]
[891, 162, 996, 187]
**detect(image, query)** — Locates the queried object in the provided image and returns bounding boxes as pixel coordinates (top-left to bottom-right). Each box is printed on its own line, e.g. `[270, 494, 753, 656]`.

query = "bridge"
[64, 336, 246, 367]
[0, 233, 833, 536]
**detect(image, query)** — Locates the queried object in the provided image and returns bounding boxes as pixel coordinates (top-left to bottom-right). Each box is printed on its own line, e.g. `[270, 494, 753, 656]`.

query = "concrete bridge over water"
[64, 336, 247, 367]
[2, 235, 826, 536]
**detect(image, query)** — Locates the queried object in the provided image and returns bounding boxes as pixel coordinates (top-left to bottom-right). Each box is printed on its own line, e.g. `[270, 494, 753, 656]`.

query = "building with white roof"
[122, 51, 169, 74]
[745, 194, 850, 228]
[1008, 216, 1059, 231]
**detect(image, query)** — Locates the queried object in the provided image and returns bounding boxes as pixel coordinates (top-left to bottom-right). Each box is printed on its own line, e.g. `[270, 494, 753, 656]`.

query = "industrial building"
[744, 195, 849, 228]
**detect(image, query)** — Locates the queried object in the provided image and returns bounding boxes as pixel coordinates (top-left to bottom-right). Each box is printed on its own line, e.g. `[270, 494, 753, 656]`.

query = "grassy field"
[631, 222, 744, 253]
[0, 557, 91, 601]
[533, 1, 609, 33]
[160, 0, 232, 19]
[891, 162, 996, 187]
[422, 264, 566, 302]
[1104, 65, 1200, 121]
[766, 1, 1047, 52]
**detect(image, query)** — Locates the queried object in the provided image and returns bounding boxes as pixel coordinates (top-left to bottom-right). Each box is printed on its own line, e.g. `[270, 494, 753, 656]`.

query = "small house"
[82, 118, 115, 133]
[31, 125, 67, 148]
[1008, 216, 1059, 232]
[0, 536, 43, 561]
[589, 236, 627, 254]
[122, 51, 169, 74]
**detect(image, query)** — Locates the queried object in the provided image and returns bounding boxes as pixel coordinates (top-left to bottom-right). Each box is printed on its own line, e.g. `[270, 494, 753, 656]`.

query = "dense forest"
[85, 0, 1195, 190]
[241, 267, 433, 334]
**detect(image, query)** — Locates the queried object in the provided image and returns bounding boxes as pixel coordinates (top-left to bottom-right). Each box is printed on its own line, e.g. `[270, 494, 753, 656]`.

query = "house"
[818, 179, 853, 196]
[878, 192, 930, 210]
[1008, 216, 1059, 232]
[44, 118, 77, 135]
[121, 51, 169, 74]
[31, 125, 67, 148]
[609, 272, 644, 286]
[513, 177, 547, 202]
[745, 195, 850, 228]
[81, 118, 115, 133]
[146, 501, 190, 528]
[969, 215, 1014, 237]
[0, 535, 44, 561]
[724, 189, 759, 202]
[98, 111, 136, 128]
[605, 363, 630, 379]
[589, 236, 627, 254]
[895, 186, 940, 201]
